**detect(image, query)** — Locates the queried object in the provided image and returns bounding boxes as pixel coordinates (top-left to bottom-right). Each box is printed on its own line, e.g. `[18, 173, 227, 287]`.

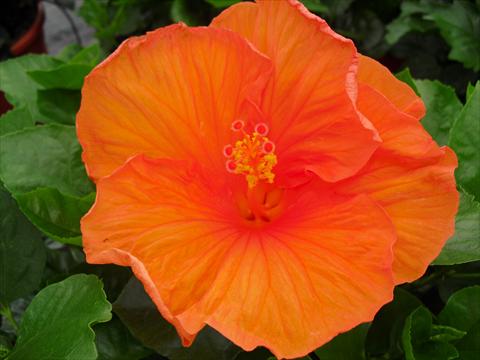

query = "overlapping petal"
[82, 155, 236, 344]
[358, 55, 426, 119]
[77, 24, 272, 181]
[197, 191, 395, 359]
[82, 155, 396, 358]
[357, 83, 441, 159]
[346, 68, 459, 283]
[335, 148, 458, 283]
[212, 0, 380, 184]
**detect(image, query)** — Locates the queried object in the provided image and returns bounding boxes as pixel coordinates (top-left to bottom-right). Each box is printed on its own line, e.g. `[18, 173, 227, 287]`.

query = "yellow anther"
[224, 126, 277, 188]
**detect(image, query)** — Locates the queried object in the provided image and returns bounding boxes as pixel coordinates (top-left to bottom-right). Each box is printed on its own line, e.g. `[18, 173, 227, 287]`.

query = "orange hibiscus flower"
[77, 0, 458, 358]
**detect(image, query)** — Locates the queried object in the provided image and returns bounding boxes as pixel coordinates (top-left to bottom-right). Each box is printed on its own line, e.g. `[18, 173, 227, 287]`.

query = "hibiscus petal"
[335, 148, 459, 284]
[358, 83, 442, 159]
[82, 155, 396, 358]
[212, 0, 379, 184]
[77, 24, 272, 181]
[358, 55, 426, 119]
[82, 155, 237, 344]
[192, 194, 396, 358]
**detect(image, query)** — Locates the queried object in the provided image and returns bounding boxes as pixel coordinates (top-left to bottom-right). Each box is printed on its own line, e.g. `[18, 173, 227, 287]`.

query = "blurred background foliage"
[75, 0, 480, 94]
[0, 1, 479, 360]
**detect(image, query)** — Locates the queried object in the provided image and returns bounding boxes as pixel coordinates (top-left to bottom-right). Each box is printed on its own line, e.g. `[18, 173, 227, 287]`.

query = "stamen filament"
[224, 121, 277, 188]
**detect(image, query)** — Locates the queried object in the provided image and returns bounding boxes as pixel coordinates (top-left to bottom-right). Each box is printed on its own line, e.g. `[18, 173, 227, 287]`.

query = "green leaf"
[56, 44, 84, 62]
[14, 188, 95, 246]
[403, 307, 432, 347]
[37, 89, 81, 125]
[433, 190, 480, 265]
[56, 44, 102, 68]
[114, 277, 241, 360]
[95, 316, 152, 360]
[27, 63, 92, 90]
[466, 82, 476, 101]
[396, 67, 420, 95]
[406, 341, 459, 360]
[0, 124, 94, 244]
[0, 55, 62, 121]
[395, 71, 463, 146]
[204, 0, 241, 8]
[430, 325, 467, 343]
[68, 43, 102, 67]
[299, 0, 329, 13]
[171, 0, 201, 25]
[25, 44, 100, 91]
[79, 0, 144, 51]
[428, 1, 480, 71]
[0, 51, 92, 126]
[113, 277, 189, 357]
[344, 9, 386, 56]
[386, 1, 480, 70]
[438, 286, 480, 360]
[402, 306, 462, 360]
[448, 83, 480, 200]
[453, 321, 480, 360]
[438, 286, 480, 332]
[73, 264, 131, 303]
[235, 348, 273, 360]
[385, 1, 436, 44]
[78, 0, 110, 34]
[0, 107, 34, 136]
[0, 124, 94, 197]
[7, 274, 112, 360]
[416, 79, 463, 146]
[366, 288, 423, 357]
[315, 323, 369, 359]
[0, 189, 45, 304]
[0, 333, 11, 359]
[316, 0, 354, 17]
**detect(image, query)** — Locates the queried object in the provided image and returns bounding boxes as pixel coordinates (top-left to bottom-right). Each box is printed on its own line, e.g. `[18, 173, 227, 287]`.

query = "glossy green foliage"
[6, 274, 112, 360]
[0, 189, 45, 304]
[435, 190, 480, 265]
[315, 324, 369, 359]
[114, 278, 242, 360]
[448, 83, 480, 200]
[402, 306, 464, 360]
[0, 45, 100, 245]
[386, 0, 480, 71]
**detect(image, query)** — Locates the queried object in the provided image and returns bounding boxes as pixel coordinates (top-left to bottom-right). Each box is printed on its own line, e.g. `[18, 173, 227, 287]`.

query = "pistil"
[223, 121, 277, 188]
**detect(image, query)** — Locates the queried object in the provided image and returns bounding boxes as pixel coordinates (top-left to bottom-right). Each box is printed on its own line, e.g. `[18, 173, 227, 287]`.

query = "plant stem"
[449, 272, 480, 279]
[0, 303, 19, 332]
[410, 271, 445, 288]
[410, 269, 480, 289]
